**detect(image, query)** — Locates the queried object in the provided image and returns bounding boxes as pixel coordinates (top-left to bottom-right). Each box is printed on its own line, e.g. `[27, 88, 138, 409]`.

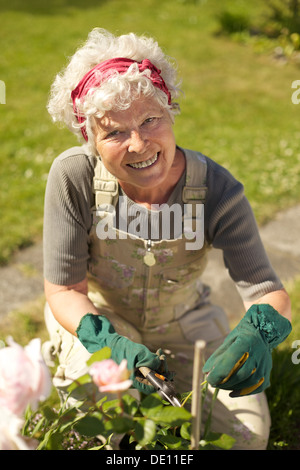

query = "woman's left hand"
[203, 304, 292, 397]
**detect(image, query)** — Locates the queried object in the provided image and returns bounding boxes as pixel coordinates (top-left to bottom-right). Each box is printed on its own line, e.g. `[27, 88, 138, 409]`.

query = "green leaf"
[102, 398, 120, 412]
[95, 395, 108, 408]
[180, 421, 191, 440]
[158, 434, 184, 450]
[36, 428, 54, 450]
[110, 416, 134, 433]
[140, 393, 191, 426]
[134, 418, 157, 447]
[67, 373, 91, 393]
[59, 410, 83, 433]
[41, 405, 57, 421]
[206, 432, 236, 450]
[74, 415, 105, 437]
[86, 347, 111, 366]
[88, 444, 106, 450]
[45, 432, 64, 450]
[122, 393, 139, 416]
[152, 406, 191, 426]
[56, 402, 86, 423]
[140, 394, 164, 417]
[27, 415, 46, 439]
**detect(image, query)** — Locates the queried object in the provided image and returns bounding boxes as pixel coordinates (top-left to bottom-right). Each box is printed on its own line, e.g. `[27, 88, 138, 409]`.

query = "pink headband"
[71, 57, 172, 141]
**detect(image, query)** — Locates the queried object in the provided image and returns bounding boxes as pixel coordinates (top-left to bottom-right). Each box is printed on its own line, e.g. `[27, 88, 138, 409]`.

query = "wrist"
[76, 313, 117, 353]
[244, 304, 292, 348]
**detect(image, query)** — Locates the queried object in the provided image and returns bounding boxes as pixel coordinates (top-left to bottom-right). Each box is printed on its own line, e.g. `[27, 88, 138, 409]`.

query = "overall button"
[143, 252, 156, 266]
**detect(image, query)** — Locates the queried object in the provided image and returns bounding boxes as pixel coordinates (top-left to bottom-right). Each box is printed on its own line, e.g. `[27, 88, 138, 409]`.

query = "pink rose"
[0, 337, 52, 416]
[89, 359, 132, 393]
[0, 406, 38, 450]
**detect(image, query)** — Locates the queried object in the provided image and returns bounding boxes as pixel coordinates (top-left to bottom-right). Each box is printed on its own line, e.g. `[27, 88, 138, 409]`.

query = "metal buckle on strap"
[182, 186, 207, 203]
[93, 178, 118, 194]
[93, 178, 119, 208]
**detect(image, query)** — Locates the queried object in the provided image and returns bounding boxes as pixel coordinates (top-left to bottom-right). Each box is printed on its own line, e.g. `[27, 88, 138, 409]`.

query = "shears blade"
[139, 366, 181, 407]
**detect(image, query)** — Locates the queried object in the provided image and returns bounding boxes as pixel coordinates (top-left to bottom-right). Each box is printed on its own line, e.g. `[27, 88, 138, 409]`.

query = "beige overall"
[44, 148, 271, 449]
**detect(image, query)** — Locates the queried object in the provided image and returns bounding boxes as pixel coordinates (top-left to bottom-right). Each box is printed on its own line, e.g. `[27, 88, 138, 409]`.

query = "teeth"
[128, 153, 158, 169]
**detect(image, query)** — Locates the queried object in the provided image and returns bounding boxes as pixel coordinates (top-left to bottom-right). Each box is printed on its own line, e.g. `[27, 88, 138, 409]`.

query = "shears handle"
[139, 366, 167, 387]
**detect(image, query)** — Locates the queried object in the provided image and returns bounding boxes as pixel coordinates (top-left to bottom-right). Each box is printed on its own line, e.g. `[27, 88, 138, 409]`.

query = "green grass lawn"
[1, 0, 300, 450]
[266, 275, 300, 450]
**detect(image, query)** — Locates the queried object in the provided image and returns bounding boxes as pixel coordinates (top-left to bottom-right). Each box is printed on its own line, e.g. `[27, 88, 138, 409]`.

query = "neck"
[119, 185, 171, 209]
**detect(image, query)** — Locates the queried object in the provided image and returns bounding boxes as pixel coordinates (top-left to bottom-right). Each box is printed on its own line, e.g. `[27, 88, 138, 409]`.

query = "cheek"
[96, 146, 127, 175]
[158, 123, 176, 145]
[96, 141, 119, 162]
[160, 131, 176, 158]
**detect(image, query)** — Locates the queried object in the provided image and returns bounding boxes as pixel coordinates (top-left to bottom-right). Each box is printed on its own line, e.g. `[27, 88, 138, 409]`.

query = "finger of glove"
[155, 349, 175, 380]
[205, 340, 253, 387]
[215, 352, 259, 390]
[155, 349, 168, 373]
[111, 336, 162, 372]
[218, 361, 267, 391]
[216, 346, 271, 390]
[216, 334, 272, 390]
[203, 336, 237, 374]
[227, 357, 271, 395]
[155, 348, 165, 361]
[229, 376, 266, 397]
[135, 348, 162, 371]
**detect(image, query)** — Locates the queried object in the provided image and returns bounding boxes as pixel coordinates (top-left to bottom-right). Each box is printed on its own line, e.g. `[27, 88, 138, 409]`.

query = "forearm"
[44, 277, 98, 336]
[244, 288, 292, 323]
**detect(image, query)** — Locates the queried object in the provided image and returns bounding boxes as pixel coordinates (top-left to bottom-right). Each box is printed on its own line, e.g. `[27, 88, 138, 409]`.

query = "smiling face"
[94, 97, 180, 202]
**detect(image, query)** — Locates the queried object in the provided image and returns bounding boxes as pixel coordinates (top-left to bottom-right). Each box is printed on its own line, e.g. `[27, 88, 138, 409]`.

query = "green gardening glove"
[76, 313, 169, 394]
[203, 304, 291, 397]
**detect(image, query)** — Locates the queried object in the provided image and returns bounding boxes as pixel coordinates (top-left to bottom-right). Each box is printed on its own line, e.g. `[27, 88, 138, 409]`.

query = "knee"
[228, 414, 270, 450]
[203, 388, 271, 450]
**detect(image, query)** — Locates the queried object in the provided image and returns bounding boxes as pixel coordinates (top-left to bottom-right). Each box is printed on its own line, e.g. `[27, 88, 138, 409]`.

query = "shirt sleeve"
[43, 148, 95, 285]
[204, 157, 283, 302]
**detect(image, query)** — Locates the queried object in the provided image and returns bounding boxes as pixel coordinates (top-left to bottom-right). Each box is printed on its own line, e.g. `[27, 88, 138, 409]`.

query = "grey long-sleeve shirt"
[43, 146, 283, 302]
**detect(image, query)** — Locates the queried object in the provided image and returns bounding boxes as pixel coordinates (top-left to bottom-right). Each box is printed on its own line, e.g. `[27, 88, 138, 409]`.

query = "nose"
[127, 129, 148, 153]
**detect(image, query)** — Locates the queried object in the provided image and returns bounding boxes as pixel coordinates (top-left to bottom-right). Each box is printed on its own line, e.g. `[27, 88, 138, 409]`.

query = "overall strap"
[93, 149, 208, 209]
[182, 148, 208, 204]
[93, 157, 119, 209]
[181, 149, 208, 235]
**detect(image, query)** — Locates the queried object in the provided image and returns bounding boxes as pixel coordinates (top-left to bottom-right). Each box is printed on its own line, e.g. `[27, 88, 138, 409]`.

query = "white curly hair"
[47, 28, 182, 153]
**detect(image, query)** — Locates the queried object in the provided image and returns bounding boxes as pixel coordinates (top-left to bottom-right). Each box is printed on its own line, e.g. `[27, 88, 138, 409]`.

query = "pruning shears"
[139, 366, 181, 407]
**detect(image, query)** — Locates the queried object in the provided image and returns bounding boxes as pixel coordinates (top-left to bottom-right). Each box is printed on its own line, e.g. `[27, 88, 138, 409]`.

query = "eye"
[144, 117, 154, 123]
[142, 114, 163, 126]
[106, 129, 121, 138]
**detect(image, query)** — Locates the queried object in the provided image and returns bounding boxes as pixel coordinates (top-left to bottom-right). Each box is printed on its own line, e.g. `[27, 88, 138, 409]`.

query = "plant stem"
[180, 380, 208, 408]
[118, 391, 124, 414]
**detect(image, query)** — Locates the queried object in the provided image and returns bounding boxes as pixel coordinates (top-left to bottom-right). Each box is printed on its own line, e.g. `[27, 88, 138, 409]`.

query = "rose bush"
[0, 337, 52, 416]
[0, 337, 52, 450]
[0, 340, 234, 450]
[0, 406, 38, 450]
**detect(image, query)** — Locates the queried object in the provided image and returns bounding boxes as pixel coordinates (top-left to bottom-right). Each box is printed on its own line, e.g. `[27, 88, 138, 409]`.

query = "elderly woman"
[43, 28, 291, 449]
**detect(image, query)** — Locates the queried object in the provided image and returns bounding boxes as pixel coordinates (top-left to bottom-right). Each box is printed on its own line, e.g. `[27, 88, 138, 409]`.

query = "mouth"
[127, 153, 159, 169]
